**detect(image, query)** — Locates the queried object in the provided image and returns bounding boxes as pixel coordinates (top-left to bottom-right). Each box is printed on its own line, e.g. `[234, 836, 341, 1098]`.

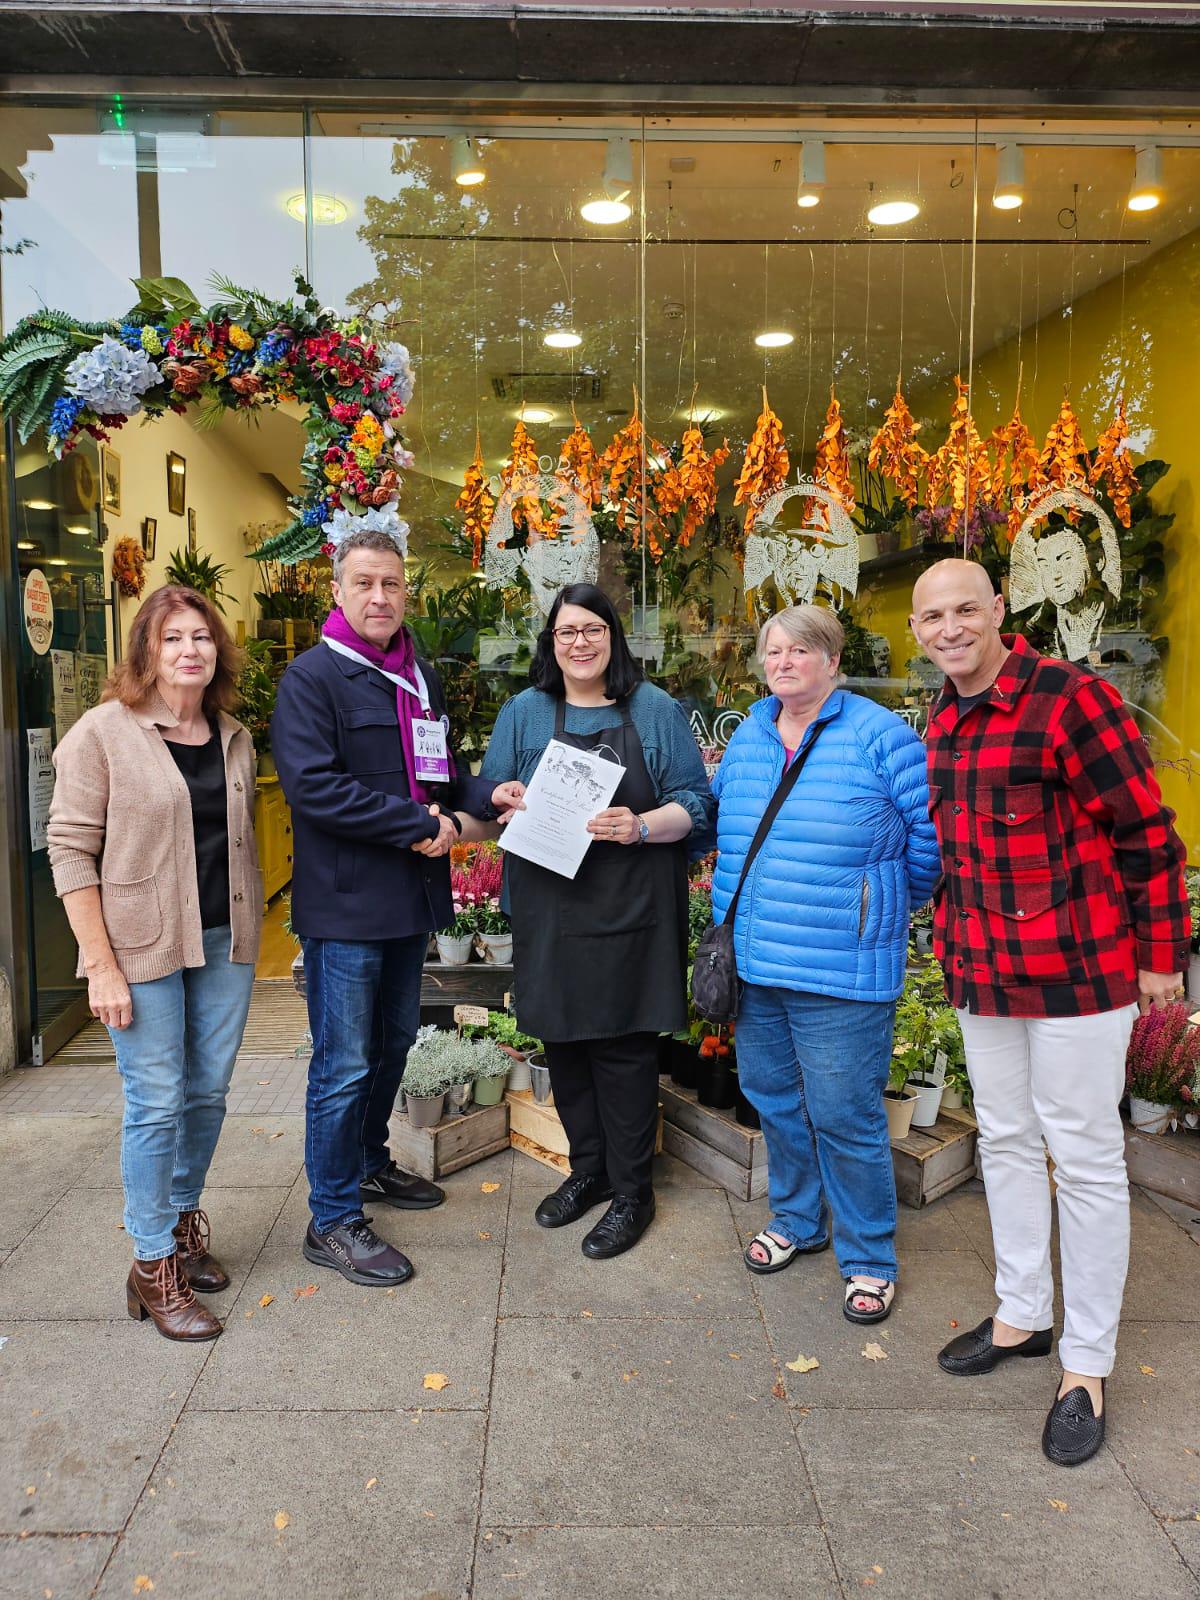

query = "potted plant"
[669, 1029, 700, 1089]
[164, 546, 235, 612]
[471, 1036, 513, 1106]
[1187, 867, 1200, 1002]
[235, 637, 278, 775]
[939, 1059, 973, 1112]
[436, 896, 476, 965]
[696, 1028, 736, 1109]
[732, 1044, 760, 1129]
[527, 1050, 553, 1105]
[474, 896, 512, 965]
[482, 1011, 540, 1092]
[399, 1043, 456, 1129]
[1125, 1001, 1200, 1135]
[890, 952, 963, 1129]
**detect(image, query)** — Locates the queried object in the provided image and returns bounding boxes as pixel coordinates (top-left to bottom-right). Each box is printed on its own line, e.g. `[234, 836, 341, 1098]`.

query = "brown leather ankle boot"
[126, 1251, 222, 1341]
[172, 1207, 230, 1292]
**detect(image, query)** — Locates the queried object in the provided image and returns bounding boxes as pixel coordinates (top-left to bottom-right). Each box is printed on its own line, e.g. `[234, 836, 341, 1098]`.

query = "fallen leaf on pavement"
[771, 1378, 787, 1399]
[1139, 1365, 1157, 1377]
[365, 1478, 378, 1490]
[269, 1131, 285, 1140]
[581, 1309, 593, 1318]
[133, 1580, 155, 1595]
[785, 1354, 820, 1374]
[1049, 1499, 1068, 1514]
[294, 1285, 318, 1298]
[477, 1232, 491, 1241]
[480, 1182, 501, 1193]
[727, 1352, 741, 1360]
[24, 1486, 35, 1497]
[423, 1373, 450, 1391]
[257, 1080, 271, 1086]
[258, 1294, 274, 1309]
[862, 1343, 889, 1363]
[949, 1320, 959, 1328]
[274, 1511, 291, 1531]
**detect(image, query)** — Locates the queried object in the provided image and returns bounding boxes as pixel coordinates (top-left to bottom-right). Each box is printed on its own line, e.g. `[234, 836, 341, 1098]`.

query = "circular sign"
[23, 569, 53, 656]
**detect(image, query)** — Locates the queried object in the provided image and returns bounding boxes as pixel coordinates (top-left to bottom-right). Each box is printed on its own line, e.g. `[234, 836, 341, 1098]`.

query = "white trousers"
[956, 1004, 1138, 1378]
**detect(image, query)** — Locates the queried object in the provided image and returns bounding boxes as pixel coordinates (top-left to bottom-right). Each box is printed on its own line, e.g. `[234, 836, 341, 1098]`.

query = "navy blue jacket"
[272, 640, 495, 941]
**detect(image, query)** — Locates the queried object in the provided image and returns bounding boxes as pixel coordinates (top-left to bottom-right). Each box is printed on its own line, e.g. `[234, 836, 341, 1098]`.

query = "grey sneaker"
[302, 1219, 414, 1286]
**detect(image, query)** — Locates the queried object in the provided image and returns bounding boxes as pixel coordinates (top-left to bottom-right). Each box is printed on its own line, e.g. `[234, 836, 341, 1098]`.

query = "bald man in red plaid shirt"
[911, 559, 1190, 1467]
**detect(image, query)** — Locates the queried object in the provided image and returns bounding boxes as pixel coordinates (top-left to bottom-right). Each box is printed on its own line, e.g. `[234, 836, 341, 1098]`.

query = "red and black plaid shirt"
[926, 635, 1191, 1019]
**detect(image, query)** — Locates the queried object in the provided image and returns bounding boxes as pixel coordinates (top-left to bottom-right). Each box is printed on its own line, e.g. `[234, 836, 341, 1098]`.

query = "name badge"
[412, 717, 450, 783]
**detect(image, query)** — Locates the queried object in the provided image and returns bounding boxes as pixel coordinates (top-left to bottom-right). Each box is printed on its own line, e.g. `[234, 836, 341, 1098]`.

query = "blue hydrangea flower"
[258, 332, 292, 366]
[118, 321, 145, 350]
[48, 394, 86, 440]
[64, 335, 162, 417]
[302, 498, 331, 527]
[226, 349, 254, 376]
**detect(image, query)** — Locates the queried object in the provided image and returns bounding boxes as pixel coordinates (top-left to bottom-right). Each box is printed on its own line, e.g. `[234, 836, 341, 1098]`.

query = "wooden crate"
[506, 1088, 664, 1175]
[658, 1079, 768, 1201]
[1124, 1123, 1200, 1207]
[292, 950, 514, 1012]
[387, 1100, 510, 1181]
[890, 1106, 978, 1208]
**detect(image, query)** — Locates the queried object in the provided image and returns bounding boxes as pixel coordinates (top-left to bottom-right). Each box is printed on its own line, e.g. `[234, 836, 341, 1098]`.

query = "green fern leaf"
[0, 331, 72, 397]
[15, 358, 66, 441]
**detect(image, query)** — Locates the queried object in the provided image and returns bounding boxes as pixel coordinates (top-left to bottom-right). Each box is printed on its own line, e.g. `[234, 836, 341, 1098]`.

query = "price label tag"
[503, 992, 512, 1010]
[454, 1005, 490, 1028]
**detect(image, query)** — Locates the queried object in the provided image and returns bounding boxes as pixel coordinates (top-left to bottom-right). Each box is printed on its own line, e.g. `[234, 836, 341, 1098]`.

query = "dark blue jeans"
[735, 983, 899, 1282]
[301, 933, 427, 1233]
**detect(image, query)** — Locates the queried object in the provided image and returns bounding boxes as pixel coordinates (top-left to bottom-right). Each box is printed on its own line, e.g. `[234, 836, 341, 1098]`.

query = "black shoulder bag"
[690, 721, 825, 1024]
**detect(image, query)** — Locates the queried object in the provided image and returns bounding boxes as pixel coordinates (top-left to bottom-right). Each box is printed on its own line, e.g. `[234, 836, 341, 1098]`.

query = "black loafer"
[938, 1316, 1054, 1376]
[535, 1173, 614, 1229]
[581, 1194, 656, 1260]
[359, 1161, 445, 1210]
[302, 1219, 414, 1286]
[1042, 1380, 1105, 1466]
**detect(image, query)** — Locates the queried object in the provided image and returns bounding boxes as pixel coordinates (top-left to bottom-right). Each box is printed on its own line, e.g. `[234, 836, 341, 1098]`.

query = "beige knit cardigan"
[47, 692, 262, 983]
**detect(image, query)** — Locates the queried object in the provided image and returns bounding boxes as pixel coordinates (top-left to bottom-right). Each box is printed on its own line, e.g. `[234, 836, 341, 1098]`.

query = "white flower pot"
[910, 1077, 945, 1128]
[1187, 952, 1200, 1002]
[940, 1084, 964, 1111]
[1129, 1095, 1176, 1135]
[477, 932, 513, 966]
[435, 932, 474, 965]
[885, 1087, 918, 1141]
[506, 1054, 532, 1093]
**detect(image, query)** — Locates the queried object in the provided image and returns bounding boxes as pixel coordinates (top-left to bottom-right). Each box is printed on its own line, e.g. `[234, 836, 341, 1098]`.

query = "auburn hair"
[103, 585, 244, 715]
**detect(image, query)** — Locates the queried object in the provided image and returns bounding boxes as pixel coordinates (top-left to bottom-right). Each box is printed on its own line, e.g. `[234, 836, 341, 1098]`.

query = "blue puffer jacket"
[712, 690, 940, 1002]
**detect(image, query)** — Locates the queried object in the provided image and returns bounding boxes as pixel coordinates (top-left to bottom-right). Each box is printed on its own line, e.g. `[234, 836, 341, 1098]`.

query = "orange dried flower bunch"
[1037, 391, 1091, 495]
[499, 419, 544, 542]
[598, 392, 672, 559]
[868, 382, 928, 510]
[812, 388, 857, 525]
[549, 418, 604, 542]
[925, 376, 994, 521]
[734, 388, 790, 536]
[456, 438, 495, 569]
[1089, 398, 1137, 529]
[989, 397, 1040, 539]
[112, 535, 146, 598]
[668, 424, 730, 549]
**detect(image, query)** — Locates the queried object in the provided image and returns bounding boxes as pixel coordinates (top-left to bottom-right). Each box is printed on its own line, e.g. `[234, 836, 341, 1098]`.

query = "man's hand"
[411, 803, 458, 858]
[491, 780, 527, 825]
[87, 962, 133, 1030]
[1138, 968, 1186, 1013]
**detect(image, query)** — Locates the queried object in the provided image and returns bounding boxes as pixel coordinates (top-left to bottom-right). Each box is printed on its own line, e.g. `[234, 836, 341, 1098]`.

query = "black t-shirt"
[165, 726, 231, 930]
[955, 687, 993, 718]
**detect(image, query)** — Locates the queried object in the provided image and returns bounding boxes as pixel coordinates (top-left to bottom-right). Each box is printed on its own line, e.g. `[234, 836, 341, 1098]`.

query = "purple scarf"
[321, 607, 454, 804]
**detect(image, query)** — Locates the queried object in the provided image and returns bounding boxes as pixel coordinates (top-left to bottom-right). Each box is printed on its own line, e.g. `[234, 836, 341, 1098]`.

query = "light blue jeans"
[735, 983, 899, 1282]
[107, 926, 255, 1260]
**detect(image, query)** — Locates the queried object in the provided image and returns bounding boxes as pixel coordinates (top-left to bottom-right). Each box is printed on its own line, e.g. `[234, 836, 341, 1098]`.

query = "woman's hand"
[87, 962, 133, 1030]
[588, 806, 643, 846]
[491, 780, 527, 824]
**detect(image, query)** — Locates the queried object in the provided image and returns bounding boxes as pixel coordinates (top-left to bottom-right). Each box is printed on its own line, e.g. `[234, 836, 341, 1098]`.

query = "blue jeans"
[302, 933, 427, 1233]
[107, 926, 255, 1261]
[735, 984, 899, 1281]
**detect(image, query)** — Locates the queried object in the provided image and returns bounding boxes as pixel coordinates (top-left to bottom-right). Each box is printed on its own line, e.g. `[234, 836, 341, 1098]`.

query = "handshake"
[410, 780, 527, 858]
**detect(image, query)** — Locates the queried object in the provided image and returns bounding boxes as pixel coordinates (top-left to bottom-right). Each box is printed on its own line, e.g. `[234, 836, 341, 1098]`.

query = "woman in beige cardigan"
[48, 585, 261, 1342]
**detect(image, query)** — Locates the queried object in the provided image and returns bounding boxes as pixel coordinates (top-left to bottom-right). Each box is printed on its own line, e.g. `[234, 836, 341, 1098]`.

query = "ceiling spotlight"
[581, 136, 633, 225]
[867, 196, 921, 227]
[796, 139, 825, 209]
[992, 143, 1024, 211]
[516, 406, 555, 425]
[285, 193, 348, 225]
[450, 135, 486, 187]
[1128, 144, 1163, 212]
[754, 330, 794, 350]
[543, 330, 582, 350]
[23, 499, 56, 511]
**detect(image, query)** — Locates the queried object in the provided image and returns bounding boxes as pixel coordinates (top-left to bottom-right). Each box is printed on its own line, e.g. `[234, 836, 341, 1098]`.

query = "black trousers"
[542, 1032, 659, 1200]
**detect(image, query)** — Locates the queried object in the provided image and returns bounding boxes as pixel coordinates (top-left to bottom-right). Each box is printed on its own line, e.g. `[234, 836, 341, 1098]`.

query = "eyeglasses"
[552, 622, 609, 645]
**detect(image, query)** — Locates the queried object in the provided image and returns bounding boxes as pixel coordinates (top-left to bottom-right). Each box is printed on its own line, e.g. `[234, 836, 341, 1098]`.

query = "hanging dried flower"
[672, 425, 731, 548]
[500, 420, 543, 541]
[925, 376, 994, 522]
[1089, 398, 1137, 529]
[556, 419, 603, 510]
[868, 382, 927, 509]
[734, 388, 789, 537]
[1037, 391, 1091, 495]
[812, 387, 857, 525]
[456, 438, 495, 569]
[598, 391, 672, 559]
[989, 396, 1041, 539]
[112, 535, 146, 598]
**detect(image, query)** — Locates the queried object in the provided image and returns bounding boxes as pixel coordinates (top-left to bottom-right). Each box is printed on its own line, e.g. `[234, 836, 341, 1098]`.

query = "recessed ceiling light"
[17, 541, 36, 551]
[678, 404, 724, 422]
[24, 499, 56, 511]
[581, 197, 632, 226]
[450, 135, 486, 188]
[1128, 145, 1163, 212]
[868, 198, 920, 227]
[66, 523, 91, 536]
[285, 193, 348, 225]
[516, 406, 555, 425]
[46, 558, 69, 567]
[543, 330, 582, 350]
[754, 330, 794, 350]
[796, 139, 825, 210]
[992, 143, 1024, 211]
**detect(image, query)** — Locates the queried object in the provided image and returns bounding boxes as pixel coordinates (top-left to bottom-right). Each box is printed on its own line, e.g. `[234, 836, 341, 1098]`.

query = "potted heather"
[1125, 1002, 1200, 1135]
[460, 845, 510, 964]
[1187, 867, 1200, 1002]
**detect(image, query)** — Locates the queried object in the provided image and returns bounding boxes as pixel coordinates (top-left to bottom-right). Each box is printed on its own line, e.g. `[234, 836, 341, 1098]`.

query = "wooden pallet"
[387, 1100, 510, 1181]
[658, 1079, 767, 1201]
[292, 950, 513, 1012]
[506, 1087, 664, 1175]
[1124, 1123, 1200, 1207]
[890, 1107, 978, 1208]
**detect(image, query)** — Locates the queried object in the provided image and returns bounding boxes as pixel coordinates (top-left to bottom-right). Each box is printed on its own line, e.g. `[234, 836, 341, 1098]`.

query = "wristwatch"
[637, 815, 650, 844]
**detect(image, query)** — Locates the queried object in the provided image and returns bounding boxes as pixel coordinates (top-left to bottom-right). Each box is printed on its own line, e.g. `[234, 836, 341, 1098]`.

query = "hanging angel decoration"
[483, 461, 600, 616]
[742, 477, 860, 610]
[1008, 486, 1122, 661]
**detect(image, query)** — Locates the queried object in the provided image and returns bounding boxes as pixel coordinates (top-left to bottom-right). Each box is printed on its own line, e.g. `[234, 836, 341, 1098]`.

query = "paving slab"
[473, 1525, 841, 1599]
[801, 1407, 1195, 1600]
[0, 1187, 289, 1323]
[0, 1118, 119, 1252]
[75, 1115, 307, 1191]
[0, 1533, 116, 1600]
[758, 1247, 1053, 1413]
[1122, 1188, 1200, 1321]
[1163, 1514, 1200, 1583]
[1105, 1320, 1200, 1518]
[509, 1148, 715, 1190]
[501, 1183, 755, 1322]
[0, 1322, 207, 1534]
[482, 1316, 811, 1528]
[189, 1181, 504, 1412]
[95, 1409, 484, 1600]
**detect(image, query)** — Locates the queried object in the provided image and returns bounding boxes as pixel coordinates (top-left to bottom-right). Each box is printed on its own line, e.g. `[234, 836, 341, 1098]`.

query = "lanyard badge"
[412, 715, 450, 783]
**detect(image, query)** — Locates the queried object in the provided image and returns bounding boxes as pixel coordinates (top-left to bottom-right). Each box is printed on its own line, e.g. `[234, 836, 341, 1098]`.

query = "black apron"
[506, 695, 689, 1043]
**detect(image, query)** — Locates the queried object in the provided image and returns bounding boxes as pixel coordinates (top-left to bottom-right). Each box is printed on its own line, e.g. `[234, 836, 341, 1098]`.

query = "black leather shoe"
[302, 1219, 414, 1286]
[581, 1194, 656, 1260]
[359, 1161, 445, 1210]
[938, 1316, 1054, 1376]
[1042, 1380, 1106, 1466]
[535, 1173, 614, 1229]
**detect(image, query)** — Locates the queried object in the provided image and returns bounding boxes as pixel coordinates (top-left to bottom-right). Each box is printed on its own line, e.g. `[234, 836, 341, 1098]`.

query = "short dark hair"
[529, 583, 644, 700]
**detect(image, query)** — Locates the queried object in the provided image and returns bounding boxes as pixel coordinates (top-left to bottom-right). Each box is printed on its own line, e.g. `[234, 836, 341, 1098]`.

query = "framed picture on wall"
[101, 448, 121, 514]
[142, 517, 157, 559]
[187, 507, 198, 553]
[166, 451, 187, 516]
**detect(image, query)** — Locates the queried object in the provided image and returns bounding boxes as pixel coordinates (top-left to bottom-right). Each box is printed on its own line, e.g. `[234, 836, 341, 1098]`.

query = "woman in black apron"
[480, 583, 714, 1258]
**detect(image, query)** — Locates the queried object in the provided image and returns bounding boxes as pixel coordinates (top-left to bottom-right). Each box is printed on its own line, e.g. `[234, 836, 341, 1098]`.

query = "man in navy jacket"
[273, 527, 520, 1286]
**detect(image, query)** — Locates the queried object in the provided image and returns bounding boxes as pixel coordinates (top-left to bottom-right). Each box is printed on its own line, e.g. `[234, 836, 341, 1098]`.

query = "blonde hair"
[756, 604, 845, 682]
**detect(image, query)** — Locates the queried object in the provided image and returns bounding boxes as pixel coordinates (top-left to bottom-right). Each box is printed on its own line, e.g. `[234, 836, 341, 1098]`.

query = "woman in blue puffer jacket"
[713, 604, 939, 1324]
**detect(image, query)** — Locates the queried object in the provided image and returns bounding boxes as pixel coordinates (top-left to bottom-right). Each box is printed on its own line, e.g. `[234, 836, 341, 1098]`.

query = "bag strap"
[725, 718, 827, 922]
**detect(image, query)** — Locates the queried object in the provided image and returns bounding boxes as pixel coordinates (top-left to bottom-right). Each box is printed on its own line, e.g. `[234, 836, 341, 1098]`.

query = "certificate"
[499, 738, 625, 879]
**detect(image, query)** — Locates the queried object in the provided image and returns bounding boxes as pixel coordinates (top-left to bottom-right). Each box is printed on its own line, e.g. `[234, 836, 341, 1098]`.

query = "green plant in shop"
[235, 636, 278, 756]
[164, 547, 235, 611]
[889, 951, 965, 1094]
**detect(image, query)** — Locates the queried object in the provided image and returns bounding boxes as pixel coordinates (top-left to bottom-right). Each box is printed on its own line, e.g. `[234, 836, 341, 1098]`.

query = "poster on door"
[23, 569, 53, 656]
[27, 728, 54, 852]
[50, 650, 79, 736]
[75, 653, 105, 718]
